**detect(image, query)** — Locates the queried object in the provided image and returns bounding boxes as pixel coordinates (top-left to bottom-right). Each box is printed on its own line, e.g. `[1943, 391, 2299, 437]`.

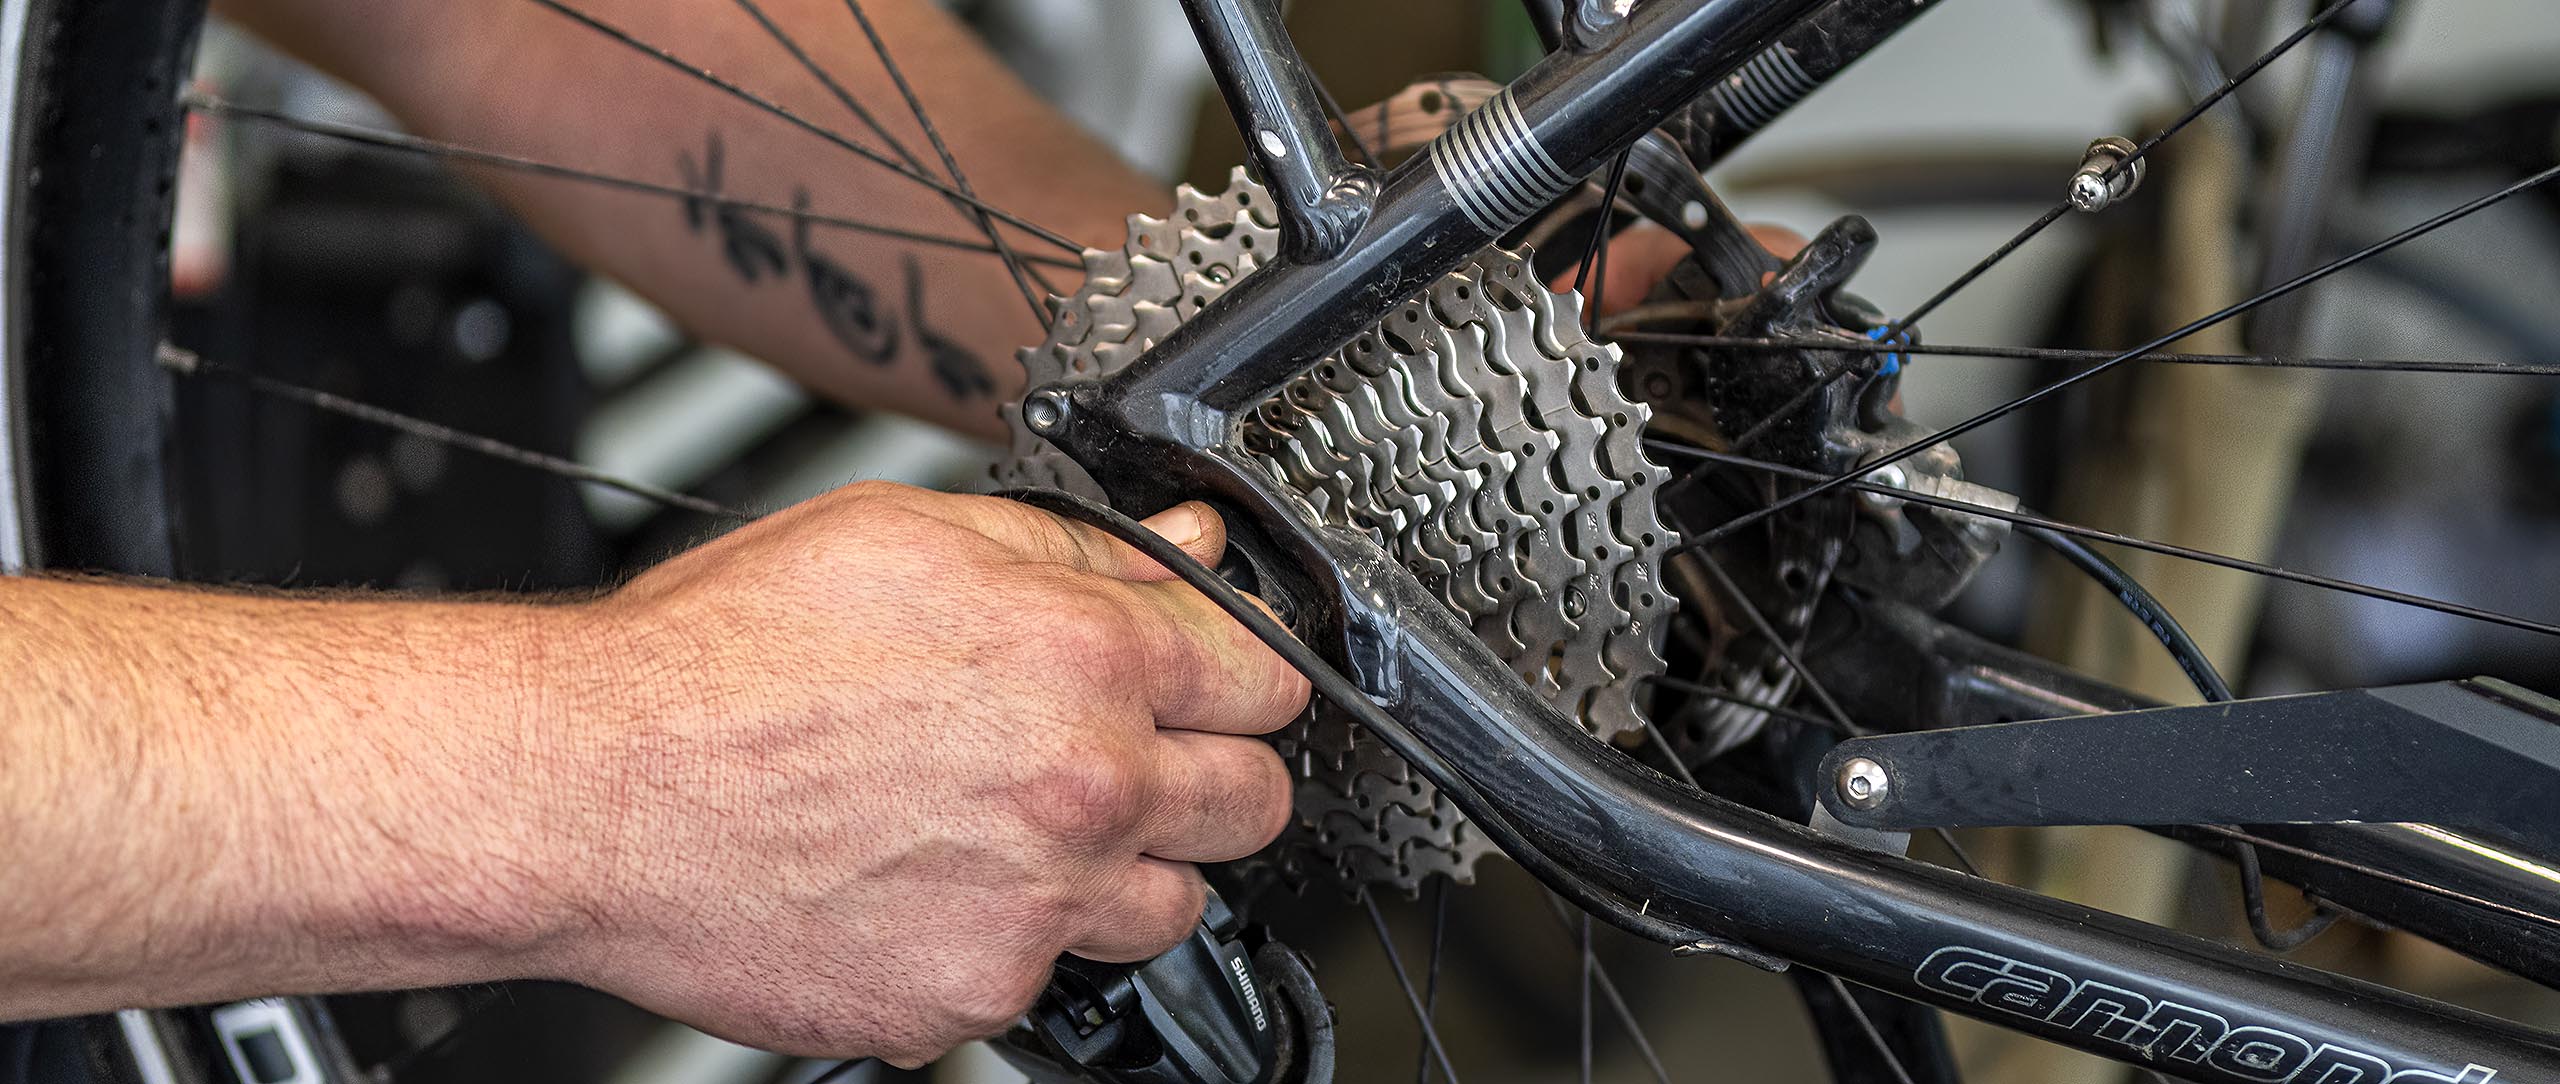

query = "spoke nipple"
[1836, 756, 1891, 811]
[2067, 136, 2146, 213]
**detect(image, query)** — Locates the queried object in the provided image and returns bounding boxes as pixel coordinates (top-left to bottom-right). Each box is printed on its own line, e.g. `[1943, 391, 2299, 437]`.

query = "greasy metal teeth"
[996, 171, 1677, 897]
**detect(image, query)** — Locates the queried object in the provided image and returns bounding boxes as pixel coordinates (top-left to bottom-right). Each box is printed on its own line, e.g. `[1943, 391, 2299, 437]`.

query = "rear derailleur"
[1002, 889, 1334, 1084]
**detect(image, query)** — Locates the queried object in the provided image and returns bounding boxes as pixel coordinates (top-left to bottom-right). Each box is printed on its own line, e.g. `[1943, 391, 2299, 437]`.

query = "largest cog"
[997, 168, 1678, 895]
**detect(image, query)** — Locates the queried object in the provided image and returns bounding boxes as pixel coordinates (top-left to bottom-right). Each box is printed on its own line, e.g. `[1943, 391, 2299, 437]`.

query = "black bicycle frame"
[1025, 0, 2560, 1080]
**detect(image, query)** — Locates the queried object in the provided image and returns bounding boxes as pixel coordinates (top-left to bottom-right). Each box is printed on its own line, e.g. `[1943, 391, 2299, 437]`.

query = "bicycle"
[13, 0, 2560, 1082]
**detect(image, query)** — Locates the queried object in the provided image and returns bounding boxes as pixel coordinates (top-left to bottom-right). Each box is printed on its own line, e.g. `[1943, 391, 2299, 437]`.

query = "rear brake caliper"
[1641, 210, 2011, 613]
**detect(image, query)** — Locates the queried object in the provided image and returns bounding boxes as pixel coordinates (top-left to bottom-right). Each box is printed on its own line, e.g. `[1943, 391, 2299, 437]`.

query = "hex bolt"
[1836, 756, 1891, 811]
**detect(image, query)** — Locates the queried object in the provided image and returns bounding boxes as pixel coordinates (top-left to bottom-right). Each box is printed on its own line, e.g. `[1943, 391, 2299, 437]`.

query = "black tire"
[4, 0, 200, 578]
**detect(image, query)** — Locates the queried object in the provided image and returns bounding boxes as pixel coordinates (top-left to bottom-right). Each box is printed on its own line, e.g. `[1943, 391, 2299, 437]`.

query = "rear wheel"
[6, 2, 2559, 1083]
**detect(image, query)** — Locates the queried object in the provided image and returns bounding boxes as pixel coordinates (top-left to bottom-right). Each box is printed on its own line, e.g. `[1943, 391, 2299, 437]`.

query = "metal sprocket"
[996, 169, 1678, 895]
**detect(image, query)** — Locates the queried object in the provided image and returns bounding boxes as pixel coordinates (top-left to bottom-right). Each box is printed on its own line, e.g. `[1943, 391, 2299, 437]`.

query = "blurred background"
[163, 0, 2560, 1081]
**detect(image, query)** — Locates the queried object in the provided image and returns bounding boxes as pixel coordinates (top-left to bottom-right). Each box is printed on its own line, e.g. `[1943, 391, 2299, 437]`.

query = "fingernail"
[1153, 503, 1205, 546]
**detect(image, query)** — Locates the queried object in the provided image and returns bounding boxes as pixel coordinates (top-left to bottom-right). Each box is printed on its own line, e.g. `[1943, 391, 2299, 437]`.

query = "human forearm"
[0, 484, 1302, 1061]
[0, 577, 594, 1018]
[217, 0, 1165, 440]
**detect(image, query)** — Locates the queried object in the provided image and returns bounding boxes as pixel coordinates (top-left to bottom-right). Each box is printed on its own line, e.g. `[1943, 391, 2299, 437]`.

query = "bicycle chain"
[997, 169, 1678, 895]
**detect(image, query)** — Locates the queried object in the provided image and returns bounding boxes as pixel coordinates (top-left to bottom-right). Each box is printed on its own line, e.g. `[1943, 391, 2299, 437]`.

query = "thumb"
[1124, 501, 1229, 582]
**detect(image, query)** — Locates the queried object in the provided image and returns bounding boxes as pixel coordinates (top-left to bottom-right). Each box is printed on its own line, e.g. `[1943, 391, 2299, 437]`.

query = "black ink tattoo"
[674, 131, 996, 403]
[676, 133, 786, 284]
[907, 255, 993, 401]
[794, 189, 899, 363]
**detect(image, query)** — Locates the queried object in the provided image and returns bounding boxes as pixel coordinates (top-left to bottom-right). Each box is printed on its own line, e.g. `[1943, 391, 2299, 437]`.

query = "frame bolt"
[2067, 136, 2145, 213]
[1023, 387, 1071, 435]
[1836, 757, 1891, 811]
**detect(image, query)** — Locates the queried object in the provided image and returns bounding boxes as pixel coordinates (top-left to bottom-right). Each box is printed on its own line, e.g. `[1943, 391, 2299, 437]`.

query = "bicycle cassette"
[997, 169, 1679, 895]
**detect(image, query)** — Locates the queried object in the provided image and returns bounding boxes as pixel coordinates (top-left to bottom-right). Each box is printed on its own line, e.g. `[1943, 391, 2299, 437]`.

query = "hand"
[540, 483, 1309, 1064]
[1559, 221, 1810, 317]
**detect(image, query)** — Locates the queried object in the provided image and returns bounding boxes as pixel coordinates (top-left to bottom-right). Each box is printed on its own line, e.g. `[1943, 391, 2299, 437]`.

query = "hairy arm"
[214, 0, 1165, 440]
[0, 488, 1303, 1063]
[0, 576, 589, 1015]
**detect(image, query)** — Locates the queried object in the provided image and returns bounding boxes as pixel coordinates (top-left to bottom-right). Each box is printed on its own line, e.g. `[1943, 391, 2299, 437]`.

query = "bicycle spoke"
[1365, 893, 1465, 1084]
[1538, 894, 1674, 1084]
[837, 0, 1051, 328]
[158, 345, 750, 521]
[1683, 550, 1862, 732]
[185, 95, 1079, 269]
[1670, 538, 1984, 874]
[523, 0, 1082, 254]
[1652, 359, 1860, 508]
[734, 0, 924, 171]
[1612, 332, 2560, 377]
[1882, 0, 2370, 338]
[1643, 674, 1846, 737]
[1689, 160, 2560, 551]
[1651, 440, 2560, 640]
[1882, 202, 2069, 342]
[1824, 974, 1920, 1084]
[1629, 692, 1958, 1084]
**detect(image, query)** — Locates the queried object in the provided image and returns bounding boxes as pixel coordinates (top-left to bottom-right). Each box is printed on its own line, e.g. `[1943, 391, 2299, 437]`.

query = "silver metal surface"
[1837, 756, 1890, 811]
[998, 170, 1678, 893]
[2067, 135, 2146, 213]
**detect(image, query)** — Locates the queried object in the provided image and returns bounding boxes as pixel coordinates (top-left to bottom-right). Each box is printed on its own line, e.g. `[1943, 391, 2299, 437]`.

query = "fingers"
[1063, 857, 1209, 964]
[1749, 223, 1809, 260]
[1136, 730, 1294, 863]
[1545, 220, 1816, 318]
[960, 496, 1230, 583]
[1135, 503, 1229, 579]
[1120, 578, 1312, 735]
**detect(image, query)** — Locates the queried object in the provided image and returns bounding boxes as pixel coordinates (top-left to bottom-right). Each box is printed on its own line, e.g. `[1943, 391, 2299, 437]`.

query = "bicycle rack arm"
[1808, 594, 2560, 987]
[1026, 0, 2560, 1078]
[1815, 678, 2560, 856]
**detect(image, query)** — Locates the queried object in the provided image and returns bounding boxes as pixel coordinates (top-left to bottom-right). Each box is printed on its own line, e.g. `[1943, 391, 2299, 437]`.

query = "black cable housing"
[994, 486, 1717, 949]
[2019, 522, 2234, 702]
[2019, 520, 2343, 950]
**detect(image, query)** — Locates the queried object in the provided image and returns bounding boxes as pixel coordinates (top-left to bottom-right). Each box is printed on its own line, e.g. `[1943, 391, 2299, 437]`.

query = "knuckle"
[1246, 747, 1295, 848]
[1261, 650, 1314, 720]
[1020, 747, 1149, 850]
[945, 963, 1047, 1038]
[1153, 612, 1224, 689]
[1132, 873, 1209, 953]
[1232, 645, 1311, 732]
[1040, 583, 1141, 669]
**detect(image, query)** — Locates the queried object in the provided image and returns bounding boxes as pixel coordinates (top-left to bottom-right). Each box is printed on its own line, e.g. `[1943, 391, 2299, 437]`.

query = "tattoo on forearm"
[906, 255, 993, 400]
[675, 132, 994, 401]
[677, 134, 787, 284]
[794, 191, 899, 363]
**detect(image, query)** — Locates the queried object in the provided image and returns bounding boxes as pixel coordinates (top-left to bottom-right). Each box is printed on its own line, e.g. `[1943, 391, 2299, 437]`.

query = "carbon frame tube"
[1325, 522, 2560, 1084]
[1029, 0, 2560, 1077]
[1052, 0, 1828, 456]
